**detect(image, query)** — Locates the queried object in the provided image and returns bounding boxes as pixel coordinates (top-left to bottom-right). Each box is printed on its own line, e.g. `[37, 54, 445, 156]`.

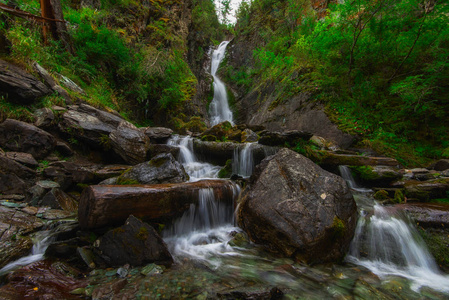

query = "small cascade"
[168, 135, 221, 180]
[338, 165, 372, 193]
[232, 143, 255, 177]
[209, 41, 233, 126]
[0, 230, 54, 275]
[163, 182, 241, 267]
[346, 203, 449, 292]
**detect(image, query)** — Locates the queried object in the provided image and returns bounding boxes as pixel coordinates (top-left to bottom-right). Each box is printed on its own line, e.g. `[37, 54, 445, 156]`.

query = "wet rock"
[258, 130, 312, 146]
[96, 215, 173, 267]
[91, 278, 128, 300]
[77, 246, 96, 269]
[78, 180, 237, 229]
[0, 206, 44, 268]
[237, 148, 357, 263]
[40, 188, 78, 212]
[140, 263, 164, 276]
[395, 203, 449, 228]
[0, 119, 56, 159]
[142, 127, 173, 143]
[0, 59, 52, 103]
[34, 107, 55, 128]
[217, 287, 284, 300]
[5, 151, 39, 167]
[404, 179, 449, 201]
[93, 164, 129, 181]
[0, 261, 87, 299]
[109, 121, 151, 165]
[432, 159, 449, 171]
[118, 153, 188, 184]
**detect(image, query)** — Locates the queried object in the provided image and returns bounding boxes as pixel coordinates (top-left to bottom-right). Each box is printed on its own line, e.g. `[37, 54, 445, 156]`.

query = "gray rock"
[0, 156, 35, 194]
[58, 75, 85, 94]
[58, 109, 115, 147]
[0, 59, 51, 103]
[96, 215, 173, 267]
[77, 104, 126, 128]
[33, 62, 57, 88]
[110, 121, 151, 165]
[0, 119, 56, 159]
[119, 153, 188, 184]
[237, 148, 357, 263]
[143, 127, 173, 143]
[34, 107, 55, 128]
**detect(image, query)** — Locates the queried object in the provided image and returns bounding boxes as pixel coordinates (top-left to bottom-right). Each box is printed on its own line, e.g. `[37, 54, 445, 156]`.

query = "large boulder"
[109, 121, 151, 165]
[118, 153, 188, 184]
[0, 119, 56, 160]
[96, 215, 173, 267]
[0, 59, 51, 103]
[237, 148, 357, 263]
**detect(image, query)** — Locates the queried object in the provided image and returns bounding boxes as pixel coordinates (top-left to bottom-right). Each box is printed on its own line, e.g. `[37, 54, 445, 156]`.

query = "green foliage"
[231, 0, 449, 166]
[0, 96, 34, 122]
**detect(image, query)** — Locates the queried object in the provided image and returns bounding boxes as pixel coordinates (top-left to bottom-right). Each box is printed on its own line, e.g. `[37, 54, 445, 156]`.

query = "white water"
[0, 230, 54, 275]
[168, 135, 221, 181]
[232, 143, 255, 177]
[163, 184, 241, 268]
[209, 41, 233, 126]
[338, 165, 372, 193]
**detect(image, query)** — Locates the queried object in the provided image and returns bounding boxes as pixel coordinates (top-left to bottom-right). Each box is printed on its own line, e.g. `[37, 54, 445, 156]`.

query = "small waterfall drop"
[338, 165, 372, 193]
[232, 143, 255, 177]
[168, 135, 221, 180]
[346, 203, 449, 292]
[163, 183, 241, 267]
[209, 41, 233, 126]
[0, 230, 54, 275]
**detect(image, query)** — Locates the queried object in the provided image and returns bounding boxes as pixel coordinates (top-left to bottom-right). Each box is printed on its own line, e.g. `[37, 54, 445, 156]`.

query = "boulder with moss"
[237, 148, 357, 263]
[350, 165, 403, 187]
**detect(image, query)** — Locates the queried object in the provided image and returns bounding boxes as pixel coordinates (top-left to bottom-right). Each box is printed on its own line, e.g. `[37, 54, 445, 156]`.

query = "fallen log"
[78, 180, 237, 229]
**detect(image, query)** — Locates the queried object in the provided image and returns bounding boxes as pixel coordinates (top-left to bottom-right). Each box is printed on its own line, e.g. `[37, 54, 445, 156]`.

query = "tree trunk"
[40, 0, 73, 54]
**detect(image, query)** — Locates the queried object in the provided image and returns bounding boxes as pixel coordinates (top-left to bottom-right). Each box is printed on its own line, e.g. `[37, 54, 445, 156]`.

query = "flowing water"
[232, 143, 255, 177]
[0, 230, 54, 276]
[209, 41, 233, 126]
[339, 166, 449, 293]
[168, 135, 221, 181]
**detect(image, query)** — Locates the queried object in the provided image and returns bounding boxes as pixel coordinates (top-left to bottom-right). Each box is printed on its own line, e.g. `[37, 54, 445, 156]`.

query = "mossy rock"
[218, 159, 233, 179]
[418, 227, 449, 272]
[374, 190, 390, 201]
[201, 135, 218, 142]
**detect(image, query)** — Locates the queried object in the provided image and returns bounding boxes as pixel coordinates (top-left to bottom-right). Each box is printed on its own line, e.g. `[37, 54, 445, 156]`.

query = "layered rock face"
[237, 148, 358, 263]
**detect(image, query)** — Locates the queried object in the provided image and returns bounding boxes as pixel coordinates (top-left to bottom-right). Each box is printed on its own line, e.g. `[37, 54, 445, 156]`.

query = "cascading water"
[232, 143, 255, 177]
[0, 230, 54, 276]
[339, 166, 449, 292]
[168, 135, 221, 180]
[163, 184, 241, 267]
[209, 41, 233, 126]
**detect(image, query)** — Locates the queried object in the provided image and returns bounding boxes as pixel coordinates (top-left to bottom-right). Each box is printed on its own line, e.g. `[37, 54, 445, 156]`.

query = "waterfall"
[232, 143, 255, 177]
[168, 135, 221, 180]
[346, 194, 449, 292]
[338, 165, 372, 193]
[163, 183, 241, 267]
[209, 41, 233, 126]
[0, 230, 54, 275]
